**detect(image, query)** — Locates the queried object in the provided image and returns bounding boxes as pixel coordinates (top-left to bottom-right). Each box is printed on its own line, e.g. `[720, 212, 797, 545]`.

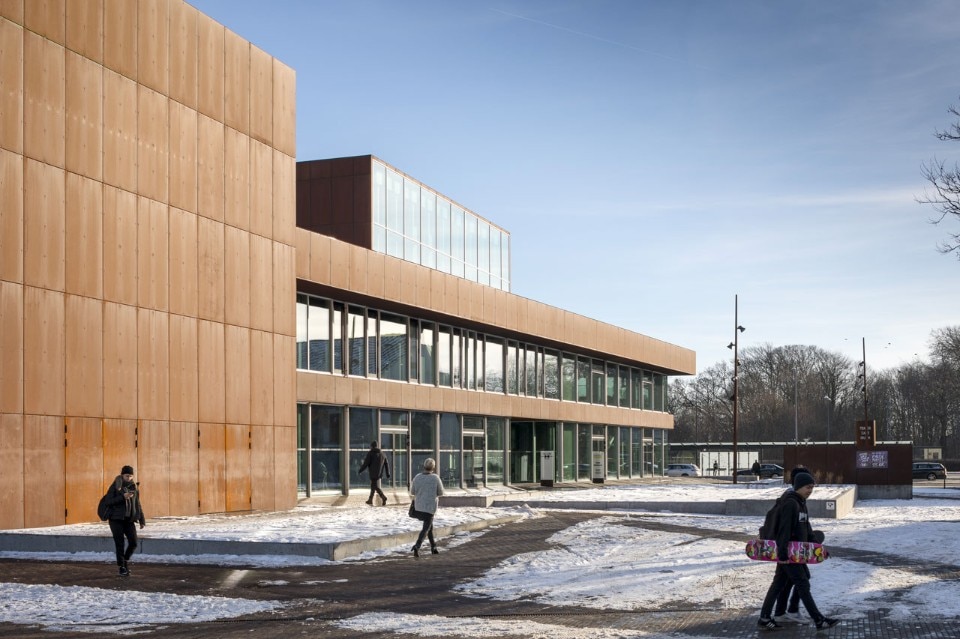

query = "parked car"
[913, 462, 947, 481]
[666, 463, 701, 477]
[735, 464, 784, 479]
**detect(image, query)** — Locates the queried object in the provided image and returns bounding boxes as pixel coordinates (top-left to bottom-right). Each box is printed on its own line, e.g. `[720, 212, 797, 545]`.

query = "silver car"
[666, 463, 701, 477]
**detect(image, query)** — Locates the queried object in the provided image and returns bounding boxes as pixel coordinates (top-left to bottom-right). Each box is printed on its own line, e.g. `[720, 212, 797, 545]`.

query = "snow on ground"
[2, 482, 959, 635]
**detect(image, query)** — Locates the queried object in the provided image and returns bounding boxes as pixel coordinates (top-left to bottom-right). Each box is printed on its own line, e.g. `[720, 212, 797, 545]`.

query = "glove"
[811, 530, 825, 544]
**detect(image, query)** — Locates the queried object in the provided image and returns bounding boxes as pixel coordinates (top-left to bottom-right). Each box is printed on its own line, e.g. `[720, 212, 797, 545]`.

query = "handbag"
[408, 502, 417, 518]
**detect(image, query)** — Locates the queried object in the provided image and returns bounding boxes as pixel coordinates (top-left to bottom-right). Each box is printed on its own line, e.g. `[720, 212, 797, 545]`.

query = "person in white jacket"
[409, 458, 444, 557]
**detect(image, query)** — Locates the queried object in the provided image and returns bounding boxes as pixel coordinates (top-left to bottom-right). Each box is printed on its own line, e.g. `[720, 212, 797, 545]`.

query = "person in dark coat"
[773, 466, 811, 624]
[752, 460, 762, 478]
[103, 465, 145, 576]
[358, 441, 390, 505]
[757, 472, 837, 630]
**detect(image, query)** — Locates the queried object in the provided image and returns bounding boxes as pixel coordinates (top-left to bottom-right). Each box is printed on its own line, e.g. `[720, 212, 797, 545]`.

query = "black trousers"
[414, 512, 436, 549]
[108, 519, 138, 566]
[760, 563, 823, 622]
[368, 478, 386, 501]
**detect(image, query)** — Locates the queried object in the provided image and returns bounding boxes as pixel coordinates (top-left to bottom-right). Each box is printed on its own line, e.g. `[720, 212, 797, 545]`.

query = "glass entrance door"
[463, 433, 485, 487]
[381, 431, 409, 489]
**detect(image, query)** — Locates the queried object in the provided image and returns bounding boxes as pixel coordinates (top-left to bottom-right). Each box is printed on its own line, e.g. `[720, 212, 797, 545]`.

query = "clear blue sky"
[191, 0, 960, 374]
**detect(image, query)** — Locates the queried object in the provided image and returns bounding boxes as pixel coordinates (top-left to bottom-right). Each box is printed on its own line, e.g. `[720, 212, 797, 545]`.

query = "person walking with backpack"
[757, 472, 837, 631]
[358, 441, 390, 505]
[102, 465, 145, 577]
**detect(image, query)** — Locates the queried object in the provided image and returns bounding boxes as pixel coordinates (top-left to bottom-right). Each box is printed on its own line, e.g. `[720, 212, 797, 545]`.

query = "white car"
[666, 463, 701, 477]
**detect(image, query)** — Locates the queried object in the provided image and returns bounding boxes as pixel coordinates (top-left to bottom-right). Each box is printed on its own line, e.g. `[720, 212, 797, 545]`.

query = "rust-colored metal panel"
[0, 413, 24, 529]
[65, 51, 102, 180]
[23, 414, 65, 527]
[196, 9, 223, 122]
[248, 44, 271, 146]
[137, 196, 169, 311]
[223, 127, 249, 231]
[272, 242, 294, 336]
[102, 0, 136, 80]
[198, 421, 225, 514]
[168, 421, 198, 516]
[169, 102, 197, 213]
[24, 0, 64, 45]
[65, 294, 102, 417]
[137, 308, 169, 421]
[137, 0, 168, 94]
[102, 184, 138, 305]
[168, 0, 197, 109]
[102, 418, 136, 482]
[137, 419, 170, 518]
[23, 32, 64, 166]
[222, 28, 249, 135]
[272, 151, 295, 246]
[196, 113, 224, 222]
[0, 148, 23, 283]
[249, 424, 273, 511]
[168, 314, 198, 422]
[249, 329, 272, 426]
[347, 243, 365, 295]
[0, 281, 23, 413]
[65, 0, 102, 62]
[223, 225, 250, 327]
[65, 172, 103, 298]
[248, 234, 271, 332]
[197, 319, 225, 422]
[224, 423, 250, 512]
[168, 206, 198, 317]
[102, 302, 137, 418]
[273, 425, 296, 510]
[272, 59, 295, 158]
[273, 334, 295, 427]
[223, 324, 250, 425]
[23, 287, 64, 416]
[137, 86, 168, 203]
[196, 215, 224, 321]
[0, 19, 23, 154]
[0, 0, 23, 24]
[249, 139, 272, 238]
[23, 158, 65, 292]
[64, 416, 102, 523]
[102, 69, 137, 192]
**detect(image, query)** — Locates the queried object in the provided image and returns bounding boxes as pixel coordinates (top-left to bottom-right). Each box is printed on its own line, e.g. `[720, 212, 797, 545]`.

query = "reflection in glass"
[485, 337, 503, 393]
[308, 297, 330, 372]
[296, 295, 308, 369]
[544, 351, 559, 399]
[386, 169, 403, 232]
[437, 326, 451, 386]
[380, 313, 408, 381]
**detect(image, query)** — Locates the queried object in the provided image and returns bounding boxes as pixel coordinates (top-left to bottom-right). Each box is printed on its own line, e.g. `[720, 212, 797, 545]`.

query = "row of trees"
[668, 326, 960, 459]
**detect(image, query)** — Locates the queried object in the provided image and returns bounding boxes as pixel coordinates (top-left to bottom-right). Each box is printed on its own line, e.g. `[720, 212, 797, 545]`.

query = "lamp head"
[727, 342, 735, 350]
[737, 325, 746, 333]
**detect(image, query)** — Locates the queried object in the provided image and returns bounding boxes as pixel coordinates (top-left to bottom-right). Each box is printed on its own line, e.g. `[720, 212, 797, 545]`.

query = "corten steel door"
[225, 423, 252, 512]
[199, 423, 226, 514]
[64, 418, 103, 524]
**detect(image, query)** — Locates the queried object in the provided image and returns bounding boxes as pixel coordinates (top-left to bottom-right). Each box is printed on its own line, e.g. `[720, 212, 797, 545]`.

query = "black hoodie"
[105, 475, 146, 526]
[774, 490, 813, 561]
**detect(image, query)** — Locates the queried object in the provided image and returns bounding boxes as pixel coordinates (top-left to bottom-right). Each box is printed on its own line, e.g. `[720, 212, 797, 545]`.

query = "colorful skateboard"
[745, 538, 829, 564]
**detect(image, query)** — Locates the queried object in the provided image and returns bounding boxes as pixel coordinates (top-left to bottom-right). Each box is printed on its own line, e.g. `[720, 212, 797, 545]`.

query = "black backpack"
[97, 493, 111, 521]
[758, 500, 781, 539]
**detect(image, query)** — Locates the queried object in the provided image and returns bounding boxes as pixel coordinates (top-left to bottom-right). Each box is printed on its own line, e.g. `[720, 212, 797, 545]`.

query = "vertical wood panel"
[198, 422, 225, 513]
[196, 114, 223, 221]
[0, 413, 25, 529]
[65, 50, 102, 180]
[249, 233, 271, 331]
[168, 0, 197, 109]
[168, 102, 197, 213]
[102, 0, 136, 80]
[224, 423, 250, 511]
[249, 139, 271, 238]
[196, 11, 223, 122]
[0, 18, 23, 154]
[64, 416, 102, 523]
[168, 421, 198, 515]
[65, 0, 102, 63]
[272, 59, 295, 158]
[23, 28, 65, 167]
[138, 419, 170, 518]
[223, 225, 249, 327]
[24, 0, 64, 44]
[0, 281, 23, 413]
[101, 418, 136, 490]
[64, 294, 102, 416]
[102, 184, 138, 305]
[249, 329, 272, 426]
[248, 45, 271, 145]
[223, 324, 250, 425]
[0, 148, 23, 282]
[223, 127, 249, 230]
[168, 313, 198, 422]
[23, 287, 64, 416]
[249, 424, 273, 511]
[222, 28, 248, 135]
[137, 308, 169, 421]
[137, 196, 168, 311]
[137, 86, 168, 203]
[272, 151, 295, 245]
[23, 158, 65, 291]
[168, 206, 198, 317]
[197, 319, 224, 422]
[137, 0, 168, 95]
[23, 415, 64, 527]
[65, 171, 103, 298]
[102, 302, 137, 418]
[102, 69, 137, 191]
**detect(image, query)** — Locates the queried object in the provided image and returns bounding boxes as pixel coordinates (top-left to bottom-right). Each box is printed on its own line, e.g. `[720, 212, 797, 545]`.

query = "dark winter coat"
[773, 489, 813, 561]
[104, 475, 146, 525]
[358, 447, 390, 480]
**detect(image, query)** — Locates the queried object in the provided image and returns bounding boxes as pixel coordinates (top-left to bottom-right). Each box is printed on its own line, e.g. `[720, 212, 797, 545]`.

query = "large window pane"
[296, 295, 308, 370]
[478, 220, 489, 275]
[367, 311, 378, 376]
[464, 214, 478, 281]
[348, 306, 365, 376]
[562, 353, 576, 401]
[544, 350, 559, 400]
[507, 342, 519, 395]
[386, 169, 403, 233]
[631, 369, 641, 409]
[308, 297, 330, 372]
[411, 412, 435, 450]
[654, 373, 666, 411]
[486, 418, 505, 484]
[501, 234, 510, 291]
[373, 162, 386, 226]
[577, 357, 589, 403]
[404, 179, 420, 241]
[592, 360, 605, 405]
[485, 337, 504, 393]
[420, 322, 435, 385]
[489, 229, 501, 279]
[349, 407, 376, 448]
[451, 207, 464, 260]
[577, 425, 591, 480]
[619, 366, 630, 407]
[380, 313, 408, 381]
[437, 199, 451, 255]
[311, 405, 342, 492]
[451, 330, 462, 388]
[332, 302, 344, 373]
[643, 371, 653, 410]
[525, 346, 537, 397]
[438, 326, 451, 386]
[421, 191, 436, 250]
[606, 363, 617, 406]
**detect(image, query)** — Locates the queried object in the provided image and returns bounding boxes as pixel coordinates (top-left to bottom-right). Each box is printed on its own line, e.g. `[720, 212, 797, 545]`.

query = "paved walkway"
[1, 510, 957, 638]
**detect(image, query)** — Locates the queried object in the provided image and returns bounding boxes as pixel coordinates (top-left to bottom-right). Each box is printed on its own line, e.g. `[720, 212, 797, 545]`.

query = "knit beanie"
[121, 465, 134, 475]
[792, 471, 815, 490]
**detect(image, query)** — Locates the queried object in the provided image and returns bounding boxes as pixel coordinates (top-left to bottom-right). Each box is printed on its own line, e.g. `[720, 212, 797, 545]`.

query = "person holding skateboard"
[757, 472, 838, 631]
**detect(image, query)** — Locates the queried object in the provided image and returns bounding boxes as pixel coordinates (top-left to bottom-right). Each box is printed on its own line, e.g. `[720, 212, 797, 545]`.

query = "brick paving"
[1, 510, 957, 638]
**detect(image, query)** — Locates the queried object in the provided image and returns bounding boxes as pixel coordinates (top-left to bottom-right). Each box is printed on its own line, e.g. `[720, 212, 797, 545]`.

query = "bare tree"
[919, 99, 960, 258]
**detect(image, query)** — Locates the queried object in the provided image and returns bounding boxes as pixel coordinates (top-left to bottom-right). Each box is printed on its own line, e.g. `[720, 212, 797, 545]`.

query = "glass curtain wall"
[410, 412, 435, 487]
[562, 423, 576, 481]
[632, 427, 643, 477]
[439, 413, 461, 485]
[463, 416, 485, 487]
[349, 408, 377, 490]
[578, 425, 591, 480]
[486, 418, 505, 484]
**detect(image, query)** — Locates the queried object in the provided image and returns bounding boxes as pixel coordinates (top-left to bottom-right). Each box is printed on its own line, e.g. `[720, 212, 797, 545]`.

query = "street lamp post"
[823, 395, 832, 441]
[728, 295, 745, 484]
